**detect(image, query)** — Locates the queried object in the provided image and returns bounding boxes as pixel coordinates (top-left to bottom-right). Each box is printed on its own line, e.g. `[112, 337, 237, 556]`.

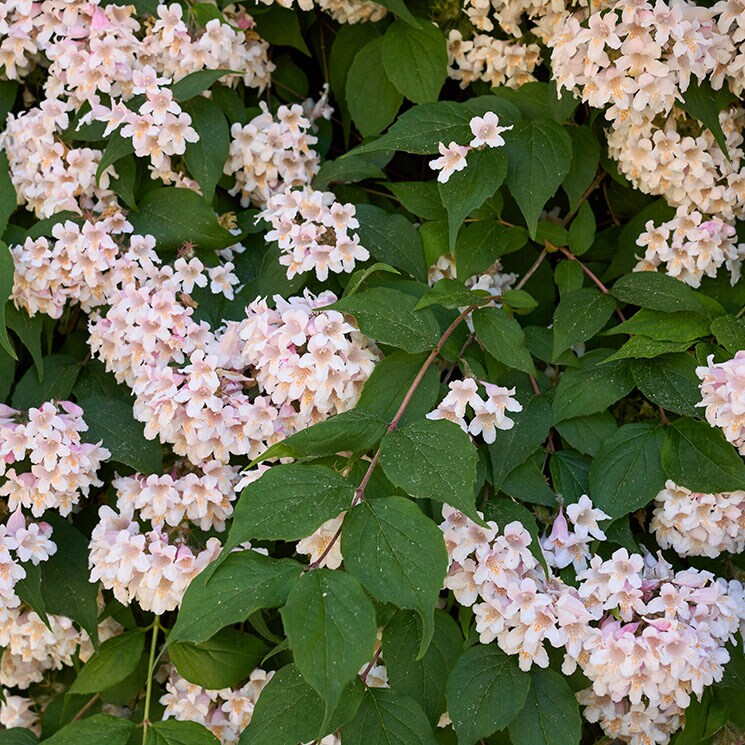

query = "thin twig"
[560, 171, 605, 228]
[72, 693, 100, 721]
[516, 248, 548, 291]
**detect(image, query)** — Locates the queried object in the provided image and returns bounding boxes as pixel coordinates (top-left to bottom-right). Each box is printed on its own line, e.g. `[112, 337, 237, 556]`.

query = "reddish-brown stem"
[443, 332, 475, 386]
[359, 645, 382, 684]
[516, 248, 548, 291]
[560, 171, 605, 228]
[528, 374, 541, 396]
[73, 693, 100, 721]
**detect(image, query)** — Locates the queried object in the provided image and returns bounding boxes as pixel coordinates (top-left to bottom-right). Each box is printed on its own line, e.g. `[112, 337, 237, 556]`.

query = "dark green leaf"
[612, 309, 710, 342]
[633, 353, 701, 417]
[505, 119, 572, 237]
[0, 730, 37, 745]
[43, 715, 135, 745]
[386, 182, 446, 221]
[380, 419, 479, 519]
[550, 450, 591, 504]
[183, 97, 230, 202]
[567, 202, 596, 255]
[680, 79, 736, 159]
[171, 71, 235, 101]
[711, 315, 745, 353]
[0, 151, 17, 237]
[552, 288, 615, 359]
[603, 336, 692, 362]
[5, 304, 43, 378]
[128, 188, 235, 251]
[330, 288, 440, 353]
[253, 5, 310, 54]
[382, 21, 447, 104]
[589, 423, 666, 518]
[70, 630, 145, 694]
[95, 128, 134, 184]
[473, 306, 535, 375]
[145, 719, 220, 745]
[342, 497, 448, 656]
[456, 223, 528, 280]
[447, 645, 530, 745]
[555, 412, 617, 457]
[661, 418, 745, 492]
[508, 668, 581, 745]
[415, 279, 488, 310]
[611, 272, 724, 316]
[440, 147, 508, 250]
[11, 354, 82, 409]
[228, 464, 353, 543]
[563, 126, 600, 211]
[281, 569, 377, 720]
[0, 241, 17, 359]
[502, 457, 556, 506]
[169, 630, 267, 690]
[314, 156, 386, 190]
[170, 551, 302, 645]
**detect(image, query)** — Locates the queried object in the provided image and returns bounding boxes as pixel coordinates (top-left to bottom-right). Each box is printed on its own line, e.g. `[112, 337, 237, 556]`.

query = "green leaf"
[382, 20, 447, 104]
[228, 464, 353, 544]
[415, 279, 488, 310]
[552, 288, 615, 359]
[502, 289, 538, 314]
[0, 241, 17, 360]
[661, 418, 745, 493]
[680, 79, 736, 159]
[447, 645, 530, 745]
[146, 720, 220, 745]
[352, 102, 472, 156]
[0, 348, 14, 401]
[612, 309, 710, 342]
[171, 70, 236, 101]
[711, 314, 745, 353]
[502, 457, 556, 507]
[508, 668, 581, 745]
[382, 610, 462, 725]
[169, 630, 267, 690]
[455, 223, 528, 280]
[439, 147, 508, 250]
[183, 97, 230, 202]
[0, 80, 18, 131]
[256, 409, 388, 463]
[0, 730, 37, 745]
[39, 514, 99, 642]
[612, 272, 724, 316]
[314, 155, 386, 190]
[633, 353, 701, 417]
[552, 352, 634, 422]
[342, 497, 448, 656]
[344, 688, 438, 745]
[489, 395, 552, 490]
[347, 38, 403, 137]
[15, 561, 47, 624]
[253, 5, 310, 55]
[11, 354, 82, 409]
[375, 0, 421, 26]
[555, 412, 617, 457]
[239, 665, 364, 745]
[472, 306, 536, 375]
[567, 201, 596, 255]
[128, 188, 235, 251]
[77, 394, 162, 474]
[69, 630, 145, 694]
[344, 262, 401, 297]
[95, 128, 134, 184]
[505, 119, 572, 237]
[281, 569, 377, 721]
[674, 689, 729, 745]
[380, 419, 479, 519]
[603, 336, 692, 362]
[589, 423, 666, 518]
[5, 304, 43, 378]
[354, 204, 427, 281]
[550, 450, 591, 503]
[563, 126, 600, 211]
[0, 151, 17, 237]
[330, 288, 440, 353]
[357, 350, 440, 425]
[386, 182, 446, 221]
[43, 715, 135, 745]
[170, 551, 302, 645]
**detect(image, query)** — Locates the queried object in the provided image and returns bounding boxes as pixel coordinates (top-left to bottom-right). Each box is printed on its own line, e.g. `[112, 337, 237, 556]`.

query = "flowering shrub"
[3, 0, 745, 744]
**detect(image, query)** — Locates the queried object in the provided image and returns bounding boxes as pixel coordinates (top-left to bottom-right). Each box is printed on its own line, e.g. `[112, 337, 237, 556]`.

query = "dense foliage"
[1, 0, 745, 744]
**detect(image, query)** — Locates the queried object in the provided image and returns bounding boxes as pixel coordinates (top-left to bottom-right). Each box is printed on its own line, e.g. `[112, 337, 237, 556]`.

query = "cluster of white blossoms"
[426, 378, 522, 444]
[88, 501, 224, 615]
[89, 260, 379, 466]
[10, 211, 160, 319]
[0, 401, 109, 518]
[442, 502, 745, 745]
[251, 0, 386, 24]
[447, 30, 541, 89]
[634, 206, 745, 287]
[430, 112, 513, 184]
[225, 98, 330, 208]
[550, 0, 735, 126]
[0, 603, 121, 690]
[428, 252, 517, 300]
[606, 107, 745, 223]
[260, 187, 370, 280]
[697, 351, 745, 454]
[0, 98, 115, 219]
[0, 692, 39, 733]
[651, 480, 745, 557]
[463, 0, 568, 40]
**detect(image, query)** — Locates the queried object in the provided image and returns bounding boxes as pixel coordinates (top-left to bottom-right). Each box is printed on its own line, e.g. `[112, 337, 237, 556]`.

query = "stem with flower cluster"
[141, 617, 161, 744]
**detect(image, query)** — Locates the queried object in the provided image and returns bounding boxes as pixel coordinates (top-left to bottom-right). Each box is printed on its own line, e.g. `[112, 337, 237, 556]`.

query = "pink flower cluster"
[651, 480, 745, 557]
[428, 253, 517, 303]
[225, 98, 330, 208]
[463, 0, 568, 39]
[0, 401, 109, 517]
[426, 377, 522, 443]
[10, 211, 158, 319]
[260, 187, 370, 280]
[0, 693, 39, 733]
[88, 500, 223, 615]
[430, 112, 512, 184]
[697, 351, 745, 454]
[442, 503, 745, 745]
[634, 206, 745, 287]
